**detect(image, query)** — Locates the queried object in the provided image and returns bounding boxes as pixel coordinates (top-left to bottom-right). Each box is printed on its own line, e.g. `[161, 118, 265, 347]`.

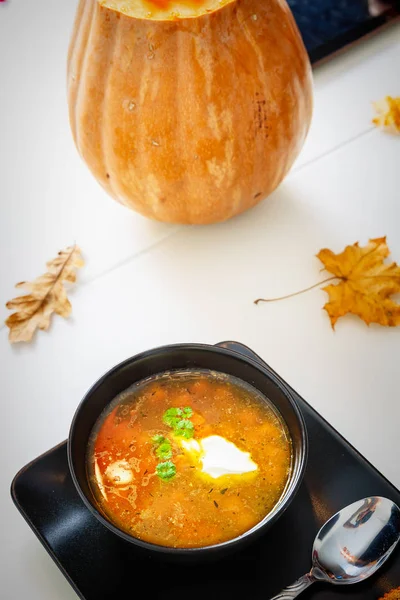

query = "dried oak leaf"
[317, 237, 400, 328]
[379, 587, 400, 600]
[5, 245, 84, 343]
[372, 96, 400, 134]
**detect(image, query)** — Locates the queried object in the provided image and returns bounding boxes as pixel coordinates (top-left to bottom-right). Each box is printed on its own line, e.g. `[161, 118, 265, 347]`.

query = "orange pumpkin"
[67, 0, 313, 224]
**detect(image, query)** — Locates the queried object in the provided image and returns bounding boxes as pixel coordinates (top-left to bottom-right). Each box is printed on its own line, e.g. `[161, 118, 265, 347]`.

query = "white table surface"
[1, 1, 399, 598]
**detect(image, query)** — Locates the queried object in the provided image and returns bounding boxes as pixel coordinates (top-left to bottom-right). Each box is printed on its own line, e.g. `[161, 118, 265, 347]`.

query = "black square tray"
[288, 0, 400, 65]
[11, 342, 400, 600]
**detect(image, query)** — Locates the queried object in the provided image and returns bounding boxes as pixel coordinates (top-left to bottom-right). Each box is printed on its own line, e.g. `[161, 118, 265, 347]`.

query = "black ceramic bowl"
[68, 342, 308, 560]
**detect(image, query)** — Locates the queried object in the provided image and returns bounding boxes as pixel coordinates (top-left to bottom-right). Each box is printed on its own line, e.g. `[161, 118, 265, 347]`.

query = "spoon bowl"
[270, 496, 400, 599]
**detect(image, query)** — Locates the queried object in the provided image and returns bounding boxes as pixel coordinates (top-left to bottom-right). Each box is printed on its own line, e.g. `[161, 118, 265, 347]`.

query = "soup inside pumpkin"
[87, 370, 292, 548]
[98, 0, 234, 21]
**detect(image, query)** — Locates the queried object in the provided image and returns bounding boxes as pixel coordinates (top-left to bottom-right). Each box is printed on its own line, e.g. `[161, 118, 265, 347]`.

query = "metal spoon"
[270, 496, 400, 599]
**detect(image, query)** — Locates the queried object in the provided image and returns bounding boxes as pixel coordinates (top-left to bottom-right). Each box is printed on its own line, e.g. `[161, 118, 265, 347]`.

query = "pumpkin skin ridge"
[68, 0, 95, 143]
[74, 2, 111, 196]
[99, 12, 128, 205]
[68, 0, 313, 224]
[74, 1, 101, 165]
[67, 0, 86, 74]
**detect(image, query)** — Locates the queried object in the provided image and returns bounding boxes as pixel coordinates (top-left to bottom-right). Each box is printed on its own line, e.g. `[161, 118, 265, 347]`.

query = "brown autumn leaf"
[379, 587, 400, 600]
[372, 96, 400, 134]
[5, 245, 84, 343]
[317, 237, 400, 328]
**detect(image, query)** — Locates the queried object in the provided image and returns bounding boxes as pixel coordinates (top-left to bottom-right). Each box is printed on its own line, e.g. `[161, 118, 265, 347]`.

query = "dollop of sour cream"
[181, 435, 258, 479]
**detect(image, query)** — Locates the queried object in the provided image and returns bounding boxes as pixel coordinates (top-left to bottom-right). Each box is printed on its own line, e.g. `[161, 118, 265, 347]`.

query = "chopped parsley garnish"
[162, 407, 182, 428]
[152, 434, 165, 444]
[152, 435, 173, 460]
[156, 442, 173, 460]
[154, 407, 196, 481]
[174, 419, 194, 439]
[163, 407, 194, 439]
[156, 461, 176, 481]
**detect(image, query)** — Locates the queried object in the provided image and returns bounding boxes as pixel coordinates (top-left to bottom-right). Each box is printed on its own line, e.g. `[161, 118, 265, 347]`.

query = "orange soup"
[87, 370, 292, 548]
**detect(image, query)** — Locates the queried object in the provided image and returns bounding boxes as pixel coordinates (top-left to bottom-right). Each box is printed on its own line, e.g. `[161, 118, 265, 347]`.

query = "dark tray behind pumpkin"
[11, 342, 400, 600]
[289, 0, 400, 65]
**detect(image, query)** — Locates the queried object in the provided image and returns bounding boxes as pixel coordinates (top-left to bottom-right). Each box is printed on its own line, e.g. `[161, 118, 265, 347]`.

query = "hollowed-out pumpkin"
[68, 0, 313, 224]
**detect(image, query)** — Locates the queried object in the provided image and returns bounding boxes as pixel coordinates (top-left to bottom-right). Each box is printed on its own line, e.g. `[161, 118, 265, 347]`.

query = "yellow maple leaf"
[317, 237, 400, 328]
[5, 245, 84, 343]
[372, 96, 400, 134]
[379, 587, 400, 600]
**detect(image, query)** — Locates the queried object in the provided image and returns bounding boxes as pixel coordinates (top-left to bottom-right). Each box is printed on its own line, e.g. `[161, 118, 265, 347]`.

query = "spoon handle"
[268, 573, 315, 599]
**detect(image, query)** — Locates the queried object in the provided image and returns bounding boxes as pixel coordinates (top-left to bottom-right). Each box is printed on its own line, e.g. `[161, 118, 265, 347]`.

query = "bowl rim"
[67, 342, 308, 555]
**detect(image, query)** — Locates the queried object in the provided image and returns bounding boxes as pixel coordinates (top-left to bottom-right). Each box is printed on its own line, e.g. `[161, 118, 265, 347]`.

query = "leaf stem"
[254, 276, 339, 304]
